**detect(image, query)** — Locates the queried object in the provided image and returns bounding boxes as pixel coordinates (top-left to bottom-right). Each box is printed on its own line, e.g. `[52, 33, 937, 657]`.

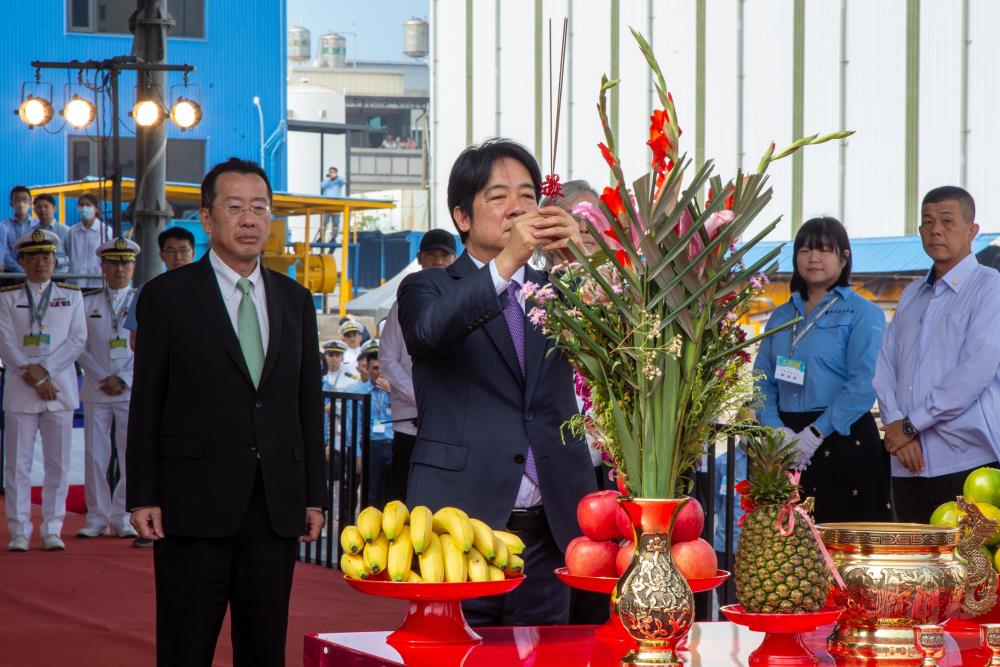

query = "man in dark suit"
[397, 138, 598, 626]
[127, 158, 326, 666]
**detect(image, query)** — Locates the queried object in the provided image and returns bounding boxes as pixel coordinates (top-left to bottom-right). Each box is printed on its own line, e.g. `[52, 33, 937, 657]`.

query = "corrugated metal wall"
[430, 0, 999, 241]
[0, 1, 286, 208]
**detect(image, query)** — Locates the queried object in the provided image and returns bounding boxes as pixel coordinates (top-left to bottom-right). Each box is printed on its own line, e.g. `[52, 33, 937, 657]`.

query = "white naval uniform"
[324, 368, 358, 390]
[0, 280, 86, 539]
[77, 286, 134, 531]
[341, 345, 360, 376]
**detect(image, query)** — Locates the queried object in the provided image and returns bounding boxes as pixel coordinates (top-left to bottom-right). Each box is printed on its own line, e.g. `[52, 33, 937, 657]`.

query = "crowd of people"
[3, 142, 995, 664]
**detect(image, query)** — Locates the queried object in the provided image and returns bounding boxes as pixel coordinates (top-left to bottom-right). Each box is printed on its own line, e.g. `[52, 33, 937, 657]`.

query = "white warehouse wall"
[429, 0, 998, 240]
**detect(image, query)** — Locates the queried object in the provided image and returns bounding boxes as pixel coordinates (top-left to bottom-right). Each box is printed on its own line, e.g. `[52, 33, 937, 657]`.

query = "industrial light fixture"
[62, 94, 96, 129]
[18, 95, 54, 128]
[131, 99, 165, 127]
[169, 97, 202, 130]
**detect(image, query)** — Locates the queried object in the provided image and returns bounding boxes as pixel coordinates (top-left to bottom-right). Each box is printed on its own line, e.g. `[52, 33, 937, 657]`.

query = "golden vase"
[613, 497, 694, 667]
[819, 501, 998, 661]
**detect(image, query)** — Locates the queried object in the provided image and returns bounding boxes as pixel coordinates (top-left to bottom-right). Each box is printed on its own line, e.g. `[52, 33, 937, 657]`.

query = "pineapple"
[734, 430, 831, 613]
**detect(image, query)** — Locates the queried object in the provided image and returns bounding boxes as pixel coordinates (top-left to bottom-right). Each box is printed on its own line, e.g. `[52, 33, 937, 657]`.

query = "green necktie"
[236, 277, 265, 387]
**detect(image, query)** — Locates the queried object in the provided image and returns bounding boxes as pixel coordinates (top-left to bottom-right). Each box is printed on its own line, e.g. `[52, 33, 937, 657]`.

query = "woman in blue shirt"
[755, 217, 890, 523]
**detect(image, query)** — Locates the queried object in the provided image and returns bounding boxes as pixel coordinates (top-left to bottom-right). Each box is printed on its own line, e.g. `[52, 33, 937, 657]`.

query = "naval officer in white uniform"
[0, 228, 87, 551]
[76, 238, 140, 539]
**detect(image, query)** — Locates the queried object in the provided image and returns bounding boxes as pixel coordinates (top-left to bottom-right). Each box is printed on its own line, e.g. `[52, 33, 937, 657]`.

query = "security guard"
[322, 339, 358, 390]
[77, 238, 140, 539]
[339, 319, 364, 376]
[0, 228, 87, 551]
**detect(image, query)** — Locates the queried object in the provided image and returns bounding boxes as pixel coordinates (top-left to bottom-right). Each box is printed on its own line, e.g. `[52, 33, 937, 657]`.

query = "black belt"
[506, 506, 546, 534]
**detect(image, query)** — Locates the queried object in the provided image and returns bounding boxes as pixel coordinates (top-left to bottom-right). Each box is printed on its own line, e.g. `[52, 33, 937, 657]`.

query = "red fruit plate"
[553, 567, 730, 595]
[720, 604, 844, 666]
[343, 575, 525, 645]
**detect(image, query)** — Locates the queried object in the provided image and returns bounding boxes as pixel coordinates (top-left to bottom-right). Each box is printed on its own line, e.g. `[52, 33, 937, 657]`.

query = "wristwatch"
[901, 417, 918, 438]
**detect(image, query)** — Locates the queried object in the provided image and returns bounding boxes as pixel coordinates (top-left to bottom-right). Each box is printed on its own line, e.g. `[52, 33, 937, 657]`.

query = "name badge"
[23, 333, 51, 358]
[109, 337, 129, 360]
[775, 355, 806, 385]
[373, 422, 386, 435]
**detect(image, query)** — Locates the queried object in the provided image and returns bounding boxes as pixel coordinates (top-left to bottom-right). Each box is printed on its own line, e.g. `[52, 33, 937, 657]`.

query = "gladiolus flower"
[647, 109, 672, 176]
[598, 142, 616, 169]
[600, 186, 626, 219]
[615, 248, 632, 268]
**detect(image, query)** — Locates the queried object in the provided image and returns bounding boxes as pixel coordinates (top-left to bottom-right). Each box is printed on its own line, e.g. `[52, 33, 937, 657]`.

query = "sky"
[287, 0, 429, 62]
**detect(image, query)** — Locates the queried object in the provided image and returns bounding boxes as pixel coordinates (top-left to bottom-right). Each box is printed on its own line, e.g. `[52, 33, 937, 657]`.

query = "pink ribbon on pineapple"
[775, 470, 846, 590]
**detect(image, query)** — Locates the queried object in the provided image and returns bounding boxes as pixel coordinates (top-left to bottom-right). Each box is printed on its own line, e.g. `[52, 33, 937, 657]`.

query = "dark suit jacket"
[397, 251, 597, 550]
[125, 254, 326, 539]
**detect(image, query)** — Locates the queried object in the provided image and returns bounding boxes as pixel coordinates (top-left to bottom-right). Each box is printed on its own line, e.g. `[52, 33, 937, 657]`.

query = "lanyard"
[105, 288, 133, 333]
[790, 294, 841, 355]
[25, 282, 53, 334]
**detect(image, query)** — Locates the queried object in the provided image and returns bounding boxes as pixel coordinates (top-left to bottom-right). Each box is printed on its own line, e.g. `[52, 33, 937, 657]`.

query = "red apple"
[671, 498, 706, 544]
[565, 536, 620, 578]
[616, 505, 633, 542]
[577, 490, 625, 541]
[616, 540, 636, 576]
[671, 538, 717, 580]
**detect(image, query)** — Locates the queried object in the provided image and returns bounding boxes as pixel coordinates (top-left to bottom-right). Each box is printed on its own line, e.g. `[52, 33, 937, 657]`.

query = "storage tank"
[318, 32, 347, 68]
[288, 25, 311, 62]
[403, 19, 429, 59]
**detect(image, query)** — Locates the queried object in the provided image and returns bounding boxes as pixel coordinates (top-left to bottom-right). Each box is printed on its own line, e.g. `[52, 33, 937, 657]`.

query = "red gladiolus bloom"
[647, 109, 671, 174]
[603, 228, 621, 245]
[615, 248, 632, 268]
[598, 142, 616, 168]
[601, 186, 626, 219]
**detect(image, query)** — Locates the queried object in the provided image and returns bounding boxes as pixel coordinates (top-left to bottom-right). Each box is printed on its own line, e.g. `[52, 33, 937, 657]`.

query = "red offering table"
[304, 623, 993, 666]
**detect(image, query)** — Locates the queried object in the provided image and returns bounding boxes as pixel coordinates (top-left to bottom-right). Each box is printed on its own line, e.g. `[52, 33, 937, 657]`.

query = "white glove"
[791, 426, 824, 470]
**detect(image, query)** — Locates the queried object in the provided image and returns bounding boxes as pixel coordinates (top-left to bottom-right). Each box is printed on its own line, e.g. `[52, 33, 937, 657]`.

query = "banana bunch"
[339, 500, 528, 582]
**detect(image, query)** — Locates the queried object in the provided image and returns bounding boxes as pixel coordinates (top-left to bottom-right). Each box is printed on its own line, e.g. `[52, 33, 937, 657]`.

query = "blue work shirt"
[874, 253, 1000, 477]
[2, 216, 35, 272]
[345, 380, 393, 443]
[321, 176, 346, 198]
[123, 284, 144, 331]
[713, 444, 747, 552]
[755, 285, 885, 438]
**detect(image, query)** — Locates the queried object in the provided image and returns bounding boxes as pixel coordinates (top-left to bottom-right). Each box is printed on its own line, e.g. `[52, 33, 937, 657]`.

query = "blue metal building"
[0, 2, 287, 212]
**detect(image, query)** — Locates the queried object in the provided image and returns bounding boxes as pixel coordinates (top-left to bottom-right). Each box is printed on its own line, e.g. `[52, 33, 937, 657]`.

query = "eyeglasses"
[162, 247, 194, 256]
[214, 204, 272, 219]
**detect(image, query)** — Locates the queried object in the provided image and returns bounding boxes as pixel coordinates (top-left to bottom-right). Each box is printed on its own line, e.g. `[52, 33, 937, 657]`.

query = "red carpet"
[0, 496, 407, 666]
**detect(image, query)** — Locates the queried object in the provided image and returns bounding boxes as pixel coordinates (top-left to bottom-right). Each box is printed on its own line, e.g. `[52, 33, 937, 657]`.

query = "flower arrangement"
[525, 30, 850, 499]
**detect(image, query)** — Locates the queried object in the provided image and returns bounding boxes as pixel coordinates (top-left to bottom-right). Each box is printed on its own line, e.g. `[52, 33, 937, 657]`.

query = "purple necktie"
[503, 281, 539, 485]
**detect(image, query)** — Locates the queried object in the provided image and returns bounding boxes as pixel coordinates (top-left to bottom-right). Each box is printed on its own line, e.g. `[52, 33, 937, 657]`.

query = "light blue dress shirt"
[32, 220, 70, 270]
[713, 444, 747, 552]
[320, 176, 345, 198]
[874, 253, 1000, 477]
[2, 216, 35, 272]
[345, 380, 394, 443]
[755, 285, 886, 438]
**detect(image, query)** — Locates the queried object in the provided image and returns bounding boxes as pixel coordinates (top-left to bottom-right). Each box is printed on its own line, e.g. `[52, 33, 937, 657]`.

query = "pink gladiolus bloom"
[573, 201, 642, 251]
[675, 209, 734, 274]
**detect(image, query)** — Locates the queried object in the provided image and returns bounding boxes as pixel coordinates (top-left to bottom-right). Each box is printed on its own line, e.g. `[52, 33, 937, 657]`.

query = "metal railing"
[298, 391, 372, 568]
[693, 430, 741, 620]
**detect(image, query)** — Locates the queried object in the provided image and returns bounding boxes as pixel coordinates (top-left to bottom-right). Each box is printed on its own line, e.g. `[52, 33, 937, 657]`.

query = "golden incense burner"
[819, 498, 998, 661]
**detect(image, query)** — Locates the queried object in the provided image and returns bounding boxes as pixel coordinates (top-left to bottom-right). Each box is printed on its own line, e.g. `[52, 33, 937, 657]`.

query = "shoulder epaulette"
[56, 282, 80, 290]
[0, 283, 22, 293]
[82, 288, 103, 297]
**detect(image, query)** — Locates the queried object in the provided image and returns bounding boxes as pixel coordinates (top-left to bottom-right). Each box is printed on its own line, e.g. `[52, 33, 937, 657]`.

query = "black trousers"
[153, 468, 297, 667]
[461, 507, 570, 626]
[893, 462, 999, 524]
[780, 410, 892, 524]
[389, 431, 416, 502]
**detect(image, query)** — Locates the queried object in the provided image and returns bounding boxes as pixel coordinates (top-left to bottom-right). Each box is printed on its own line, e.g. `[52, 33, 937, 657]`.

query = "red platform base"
[720, 604, 845, 666]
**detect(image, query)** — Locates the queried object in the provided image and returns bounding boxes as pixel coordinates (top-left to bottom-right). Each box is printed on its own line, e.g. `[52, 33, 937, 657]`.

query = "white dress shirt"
[469, 254, 541, 508]
[209, 249, 269, 353]
[66, 219, 113, 287]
